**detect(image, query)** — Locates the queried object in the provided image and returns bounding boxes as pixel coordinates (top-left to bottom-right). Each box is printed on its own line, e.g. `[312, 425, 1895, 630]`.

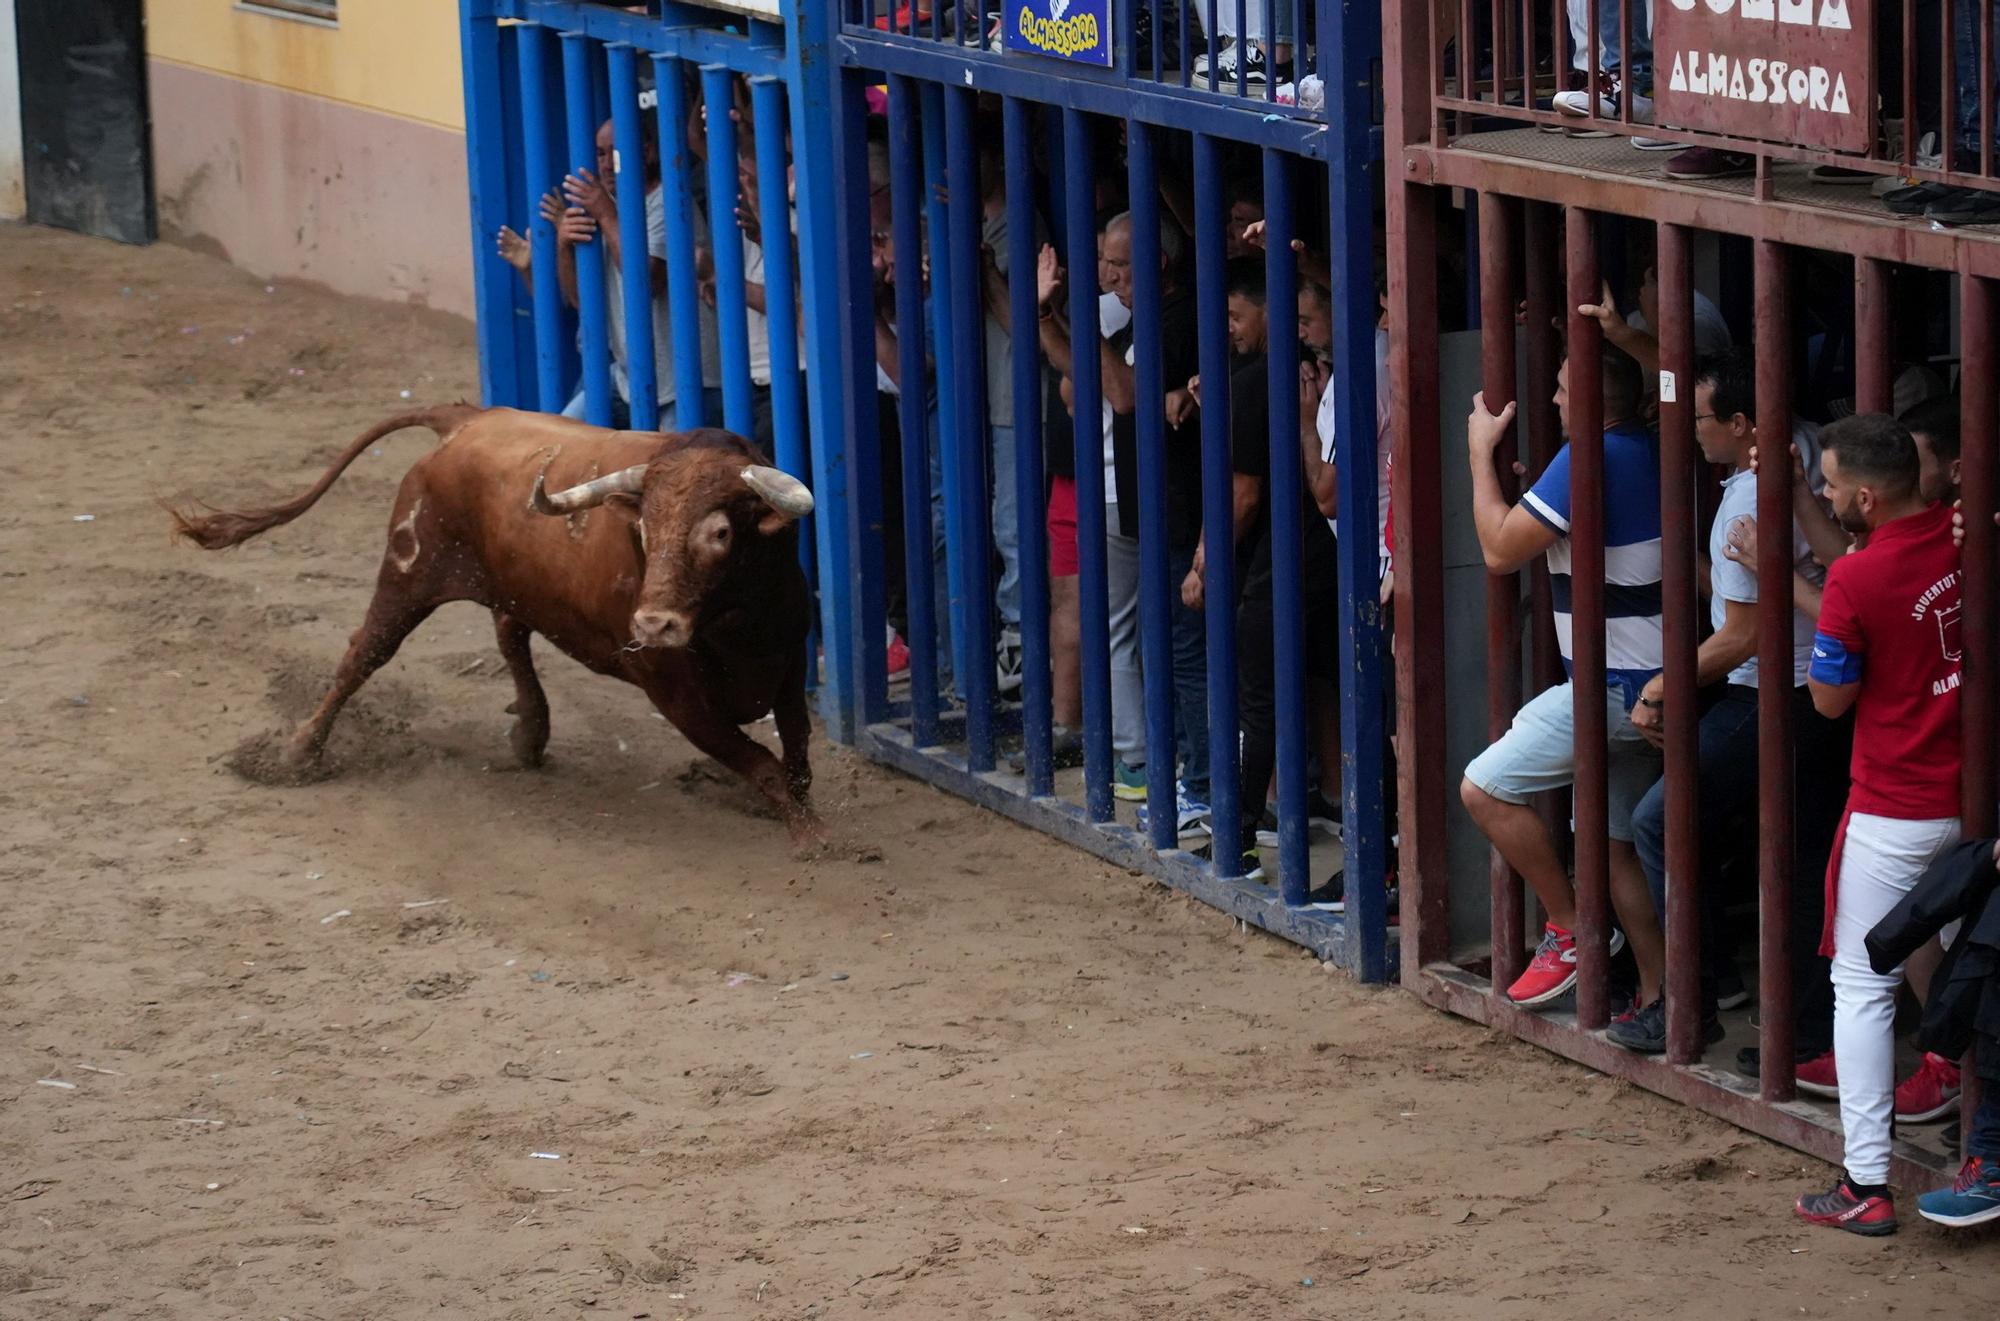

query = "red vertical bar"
[1959, 278, 1997, 1139]
[1386, 0, 1452, 975]
[1585, 0, 1600, 134]
[1854, 257, 1892, 417]
[1656, 223, 1702, 1066]
[1492, 0, 1507, 108]
[1566, 207, 1611, 1031]
[1460, 0, 1478, 102]
[1904, 0, 1918, 170]
[1481, 193, 1526, 992]
[1520, 0, 1534, 113]
[1959, 277, 1995, 835]
[1755, 240, 1797, 1105]
[1523, 203, 1564, 697]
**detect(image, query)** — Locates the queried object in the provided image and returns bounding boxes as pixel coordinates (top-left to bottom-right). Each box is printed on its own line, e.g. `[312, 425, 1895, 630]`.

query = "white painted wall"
[0, 0, 24, 219]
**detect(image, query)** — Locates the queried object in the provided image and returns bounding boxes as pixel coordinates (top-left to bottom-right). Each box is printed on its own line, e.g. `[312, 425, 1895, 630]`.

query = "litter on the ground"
[1121, 1226, 1147, 1235]
[636, 781, 662, 791]
[36, 1079, 76, 1090]
[172, 1118, 224, 1126]
[306, 871, 325, 881]
[71, 514, 95, 523]
[399, 389, 413, 399]
[76, 1064, 123, 1076]
[849, 1051, 873, 1060]
[529, 970, 551, 982]
[319, 909, 351, 925]
[530, 1151, 561, 1160]
[724, 972, 762, 987]
[205, 1182, 221, 1191]
[401, 899, 449, 909]
[829, 972, 849, 981]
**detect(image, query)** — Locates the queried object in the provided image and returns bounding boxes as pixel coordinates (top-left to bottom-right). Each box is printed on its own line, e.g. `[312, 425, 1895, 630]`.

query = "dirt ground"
[1, 223, 1992, 1320]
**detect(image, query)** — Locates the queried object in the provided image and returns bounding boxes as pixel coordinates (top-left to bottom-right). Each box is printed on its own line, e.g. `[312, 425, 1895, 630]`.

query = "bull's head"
[530, 437, 813, 650]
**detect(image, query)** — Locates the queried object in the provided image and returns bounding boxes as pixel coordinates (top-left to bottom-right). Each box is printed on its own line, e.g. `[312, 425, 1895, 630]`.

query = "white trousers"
[1831, 812, 1961, 1184]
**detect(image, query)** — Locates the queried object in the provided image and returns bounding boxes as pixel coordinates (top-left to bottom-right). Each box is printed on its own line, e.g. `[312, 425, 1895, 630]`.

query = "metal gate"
[825, 3, 1393, 974]
[1386, 0, 1996, 1182]
[458, 0, 847, 710]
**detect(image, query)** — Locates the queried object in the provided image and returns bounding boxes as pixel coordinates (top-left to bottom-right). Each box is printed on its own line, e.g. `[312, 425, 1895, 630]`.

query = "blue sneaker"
[1112, 761, 1147, 803]
[1918, 1157, 2000, 1228]
[1136, 782, 1211, 838]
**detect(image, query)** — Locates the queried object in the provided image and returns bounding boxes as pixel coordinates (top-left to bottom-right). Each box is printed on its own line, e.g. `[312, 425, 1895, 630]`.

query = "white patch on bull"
[389, 498, 425, 573]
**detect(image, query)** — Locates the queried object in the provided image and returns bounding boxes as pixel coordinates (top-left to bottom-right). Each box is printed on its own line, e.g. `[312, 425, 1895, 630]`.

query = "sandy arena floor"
[0, 224, 1991, 1318]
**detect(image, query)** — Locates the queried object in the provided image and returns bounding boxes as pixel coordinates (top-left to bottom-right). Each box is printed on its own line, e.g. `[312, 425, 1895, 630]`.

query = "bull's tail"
[169, 404, 481, 551]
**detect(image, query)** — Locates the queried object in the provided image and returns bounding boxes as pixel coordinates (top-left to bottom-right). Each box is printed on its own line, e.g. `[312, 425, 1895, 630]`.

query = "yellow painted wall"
[146, 1, 464, 132]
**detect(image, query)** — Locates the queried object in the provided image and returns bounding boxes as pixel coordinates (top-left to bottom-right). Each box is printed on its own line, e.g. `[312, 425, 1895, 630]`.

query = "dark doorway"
[17, 0, 155, 244]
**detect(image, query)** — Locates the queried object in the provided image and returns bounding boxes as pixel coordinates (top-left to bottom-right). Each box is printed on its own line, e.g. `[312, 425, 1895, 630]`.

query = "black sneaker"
[1305, 789, 1344, 838]
[1736, 1043, 1830, 1078]
[1606, 997, 1725, 1054]
[1715, 963, 1750, 1011]
[1196, 840, 1264, 881]
[1304, 871, 1344, 912]
[1927, 188, 2000, 226]
[1884, 181, 1971, 215]
[1007, 725, 1085, 774]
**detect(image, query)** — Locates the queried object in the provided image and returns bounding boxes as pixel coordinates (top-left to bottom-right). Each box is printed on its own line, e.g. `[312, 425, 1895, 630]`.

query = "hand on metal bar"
[1951, 499, 2000, 550]
[1466, 390, 1517, 458]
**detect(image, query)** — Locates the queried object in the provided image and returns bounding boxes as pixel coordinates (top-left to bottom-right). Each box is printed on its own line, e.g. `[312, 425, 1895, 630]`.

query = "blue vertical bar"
[920, 81, 970, 693]
[701, 64, 756, 437]
[1063, 108, 1113, 823]
[608, 44, 657, 431]
[1193, 132, 1243, 874]
[1005, 95, 1054, 797]
[1127, 120, 1178, 853]
[830, 62, 889, 729]
[652, 55, 708, 432]
[888, 76, 941, 748]
[517, 24, 566, 411]
[786, 3, 855, 739]
[750, 76, 804, 470]
[460, 1, 521, 409]
[561, 31, 613, 428]
[1322, 0, 1388, 979]
[1264, 149, 1309, 905]
[945, 87, 996, 770]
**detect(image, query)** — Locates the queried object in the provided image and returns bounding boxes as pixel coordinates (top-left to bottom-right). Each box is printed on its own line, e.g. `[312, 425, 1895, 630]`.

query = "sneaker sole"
[1716, 990, 1752, 1011]
[1918, 1202, 2000, 1228]
[1895, 1095, 1962, 1124]
[1796, 1078, 1841, 1100]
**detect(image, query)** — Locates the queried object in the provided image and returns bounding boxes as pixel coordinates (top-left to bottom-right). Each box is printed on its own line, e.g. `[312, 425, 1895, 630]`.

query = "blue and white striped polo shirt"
[1520, 422, 1664, 711]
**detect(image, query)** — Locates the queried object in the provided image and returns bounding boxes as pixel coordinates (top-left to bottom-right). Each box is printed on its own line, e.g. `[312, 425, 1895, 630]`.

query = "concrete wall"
[145, 1, 472, 316]
[0, 0, 23, 220]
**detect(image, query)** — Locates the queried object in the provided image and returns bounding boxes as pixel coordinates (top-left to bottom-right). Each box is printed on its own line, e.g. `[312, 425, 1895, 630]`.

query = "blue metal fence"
[457, 0, 1390, 976]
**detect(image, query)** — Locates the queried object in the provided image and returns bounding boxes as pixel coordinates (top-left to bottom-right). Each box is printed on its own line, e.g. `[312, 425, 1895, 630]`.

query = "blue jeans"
[1586, 0, 1651, 86]
[560, 387, 631, 429]
[1169, 545, 1210, 804]
[1954, 1, 2000, 159]
[1971, 1093, 2000, 1161]
[991, 424, 1022, 630]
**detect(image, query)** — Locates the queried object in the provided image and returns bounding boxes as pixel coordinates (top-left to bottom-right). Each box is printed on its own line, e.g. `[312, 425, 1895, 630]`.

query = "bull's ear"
[755, 506, 797, 537]
[603, 491, 641, 517]
[740, 466, 813, 536]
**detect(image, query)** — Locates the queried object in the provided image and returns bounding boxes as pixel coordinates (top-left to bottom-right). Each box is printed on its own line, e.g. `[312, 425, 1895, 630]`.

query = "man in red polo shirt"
[1794, 413, 1963, 1237]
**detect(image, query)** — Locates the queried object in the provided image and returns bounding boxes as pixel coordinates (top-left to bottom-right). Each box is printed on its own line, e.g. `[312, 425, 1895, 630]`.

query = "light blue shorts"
[1462, 680, 1663, 842]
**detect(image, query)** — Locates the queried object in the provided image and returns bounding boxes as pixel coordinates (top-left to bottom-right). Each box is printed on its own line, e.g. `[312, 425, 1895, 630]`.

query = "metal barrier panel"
[1388, 0, 2000, 1184]
[827, 1, 1393, 974]
[458, 0, 852, 738]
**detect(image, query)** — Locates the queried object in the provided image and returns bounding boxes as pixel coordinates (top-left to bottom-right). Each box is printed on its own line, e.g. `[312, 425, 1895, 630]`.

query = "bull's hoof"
[508, 719, 549, 769]
[224, 732, 334, 786]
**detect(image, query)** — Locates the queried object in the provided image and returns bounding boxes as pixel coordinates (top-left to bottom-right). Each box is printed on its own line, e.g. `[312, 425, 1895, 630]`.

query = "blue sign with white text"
[1002, 0, 1114, 67]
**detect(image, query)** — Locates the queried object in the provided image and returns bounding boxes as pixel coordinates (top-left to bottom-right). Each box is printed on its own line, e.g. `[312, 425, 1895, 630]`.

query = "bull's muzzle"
[629, 606, 693, 649]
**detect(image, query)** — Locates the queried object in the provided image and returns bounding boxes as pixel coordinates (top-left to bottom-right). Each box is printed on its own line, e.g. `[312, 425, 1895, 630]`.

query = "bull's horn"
[530, 463, 648, 515]
[741, 465, 814, 518]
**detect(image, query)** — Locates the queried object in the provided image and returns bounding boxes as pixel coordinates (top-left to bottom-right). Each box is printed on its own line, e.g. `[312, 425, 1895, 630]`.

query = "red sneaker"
[886, 627, 910, 679]
[1894, 1052, 1962, 1123]
[1795, 1179, 1898, 1236]
[1506, 924, 1580, 1006]
[1794, 1050, 1839, 1099]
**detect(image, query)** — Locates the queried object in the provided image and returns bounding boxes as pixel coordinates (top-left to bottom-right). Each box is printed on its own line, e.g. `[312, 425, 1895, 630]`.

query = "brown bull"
[172, 405, 823, 845]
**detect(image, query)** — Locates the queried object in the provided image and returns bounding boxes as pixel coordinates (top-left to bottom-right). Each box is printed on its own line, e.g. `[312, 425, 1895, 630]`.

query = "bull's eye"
[712, 524, 731, 549]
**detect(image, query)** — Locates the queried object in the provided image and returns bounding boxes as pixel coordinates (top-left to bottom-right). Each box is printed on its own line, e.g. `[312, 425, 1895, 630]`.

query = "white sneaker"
[994, 626, 1023, 696]
[1554, 74, 1653, 136]
[1194, 40, 1267, 88]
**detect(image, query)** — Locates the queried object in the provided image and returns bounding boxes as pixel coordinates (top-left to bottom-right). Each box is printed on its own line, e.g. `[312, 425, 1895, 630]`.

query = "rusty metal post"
[1755, 239, 1797, 1104]
[1656, 222, 1703, 1066]
[1566, 207, 1612, 1031]
[1854, 257, 1891, 417]
[1388, 0, 1450, 972]
[1960, 276, 1996, 837]
[1481, 193, 1526, 991]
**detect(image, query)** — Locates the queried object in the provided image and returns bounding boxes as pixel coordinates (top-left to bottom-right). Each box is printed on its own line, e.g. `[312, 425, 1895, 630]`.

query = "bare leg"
[285, 589, 435, 766]
[1611, 839, 1664, 1005]
[1461, 780, 1577, 930]
[1050, 573, 1082, 728]
[494, 612, 550, 768]
[1308, 674, 1342, 803]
